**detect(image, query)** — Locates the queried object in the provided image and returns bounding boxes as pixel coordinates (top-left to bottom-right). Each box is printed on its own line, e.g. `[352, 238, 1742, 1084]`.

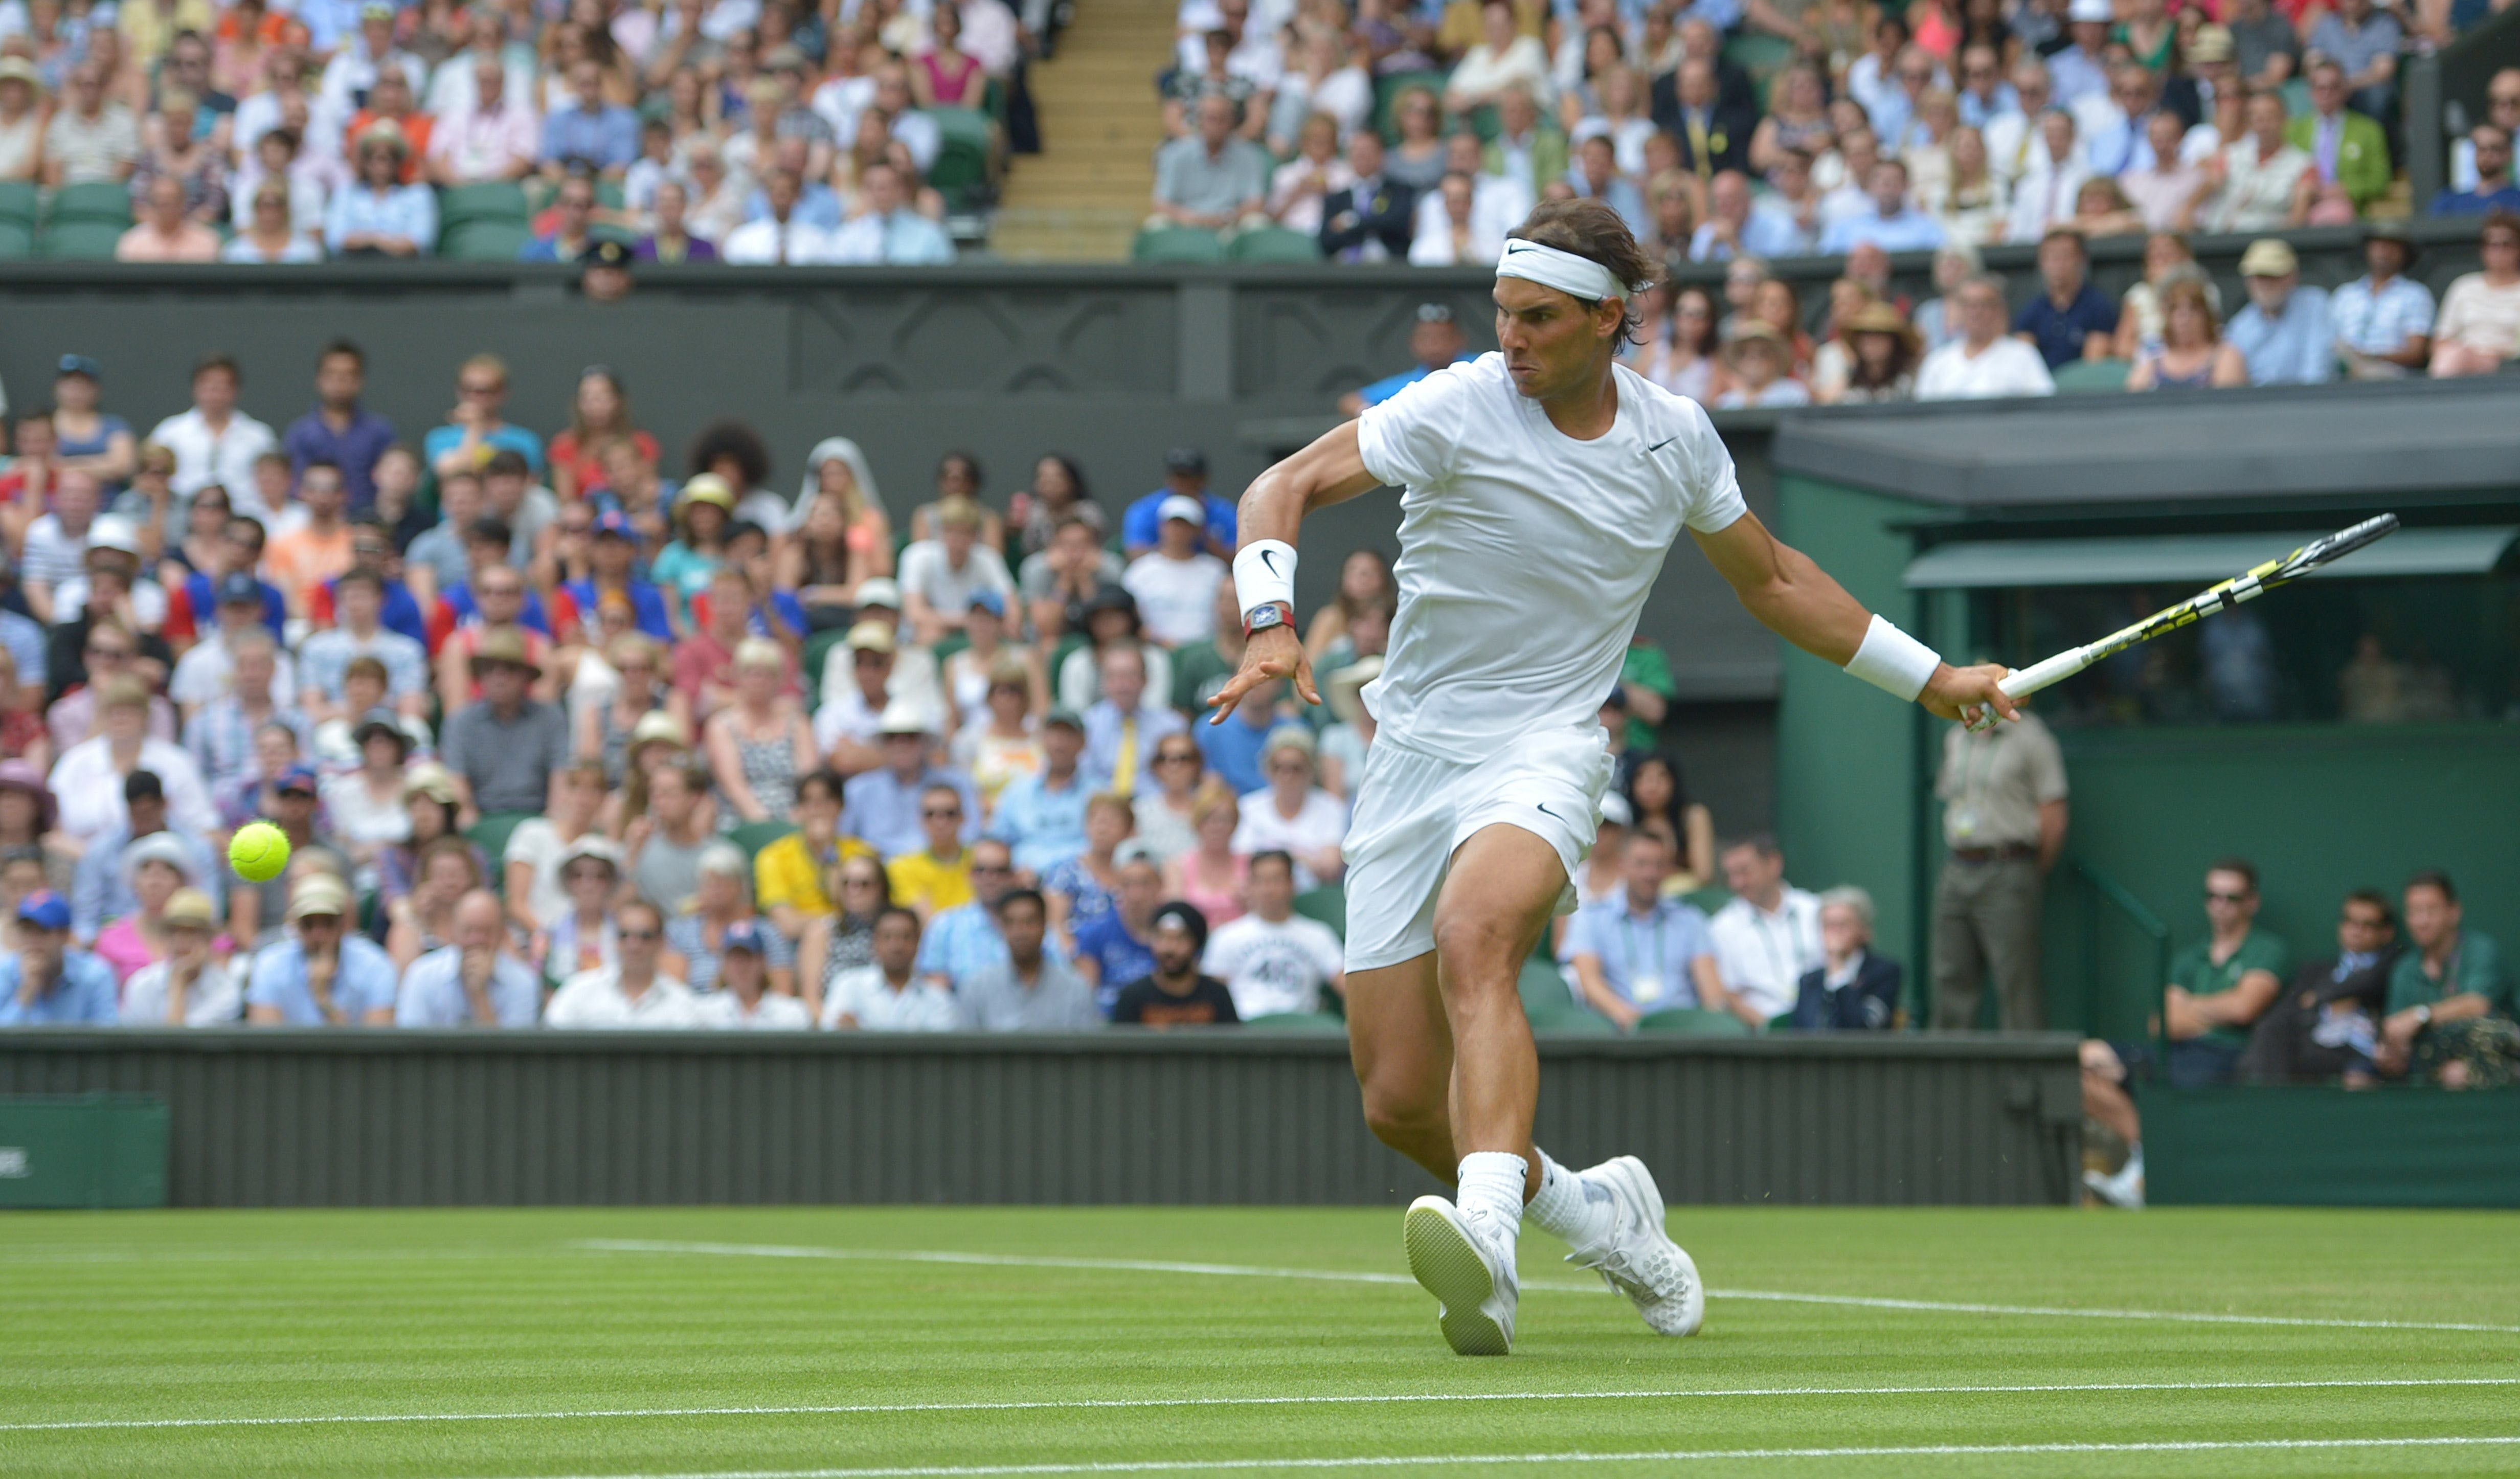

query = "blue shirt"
[394, 946, 543, 1026]
[1082, 701, 1185, 786]
[421, 421, 546, 477]
[2328, 274, 2436, 356]
[1740, 203, 1816, 259]
[246, 935, 400, 1024]
[2226, 285, 2336, 386]
[0, 608, 44, 693]
[560, 577, 676, 642]
[743, 181, 843, 229]
[71, 824, 224, 942]
[539, 102, 640, 169]
[1563, 895, 1714, 1010]
[915, 900, 1006, 985]
[831, 208, 957, 264]
[1197, 712, 1275, 797]
[2013, 283, 2120, 368]
[987, 768, 1105, 877]
[1121, 489, 1236, 552]
[181, 571, 286, 642]
[844, 765, 980, 860]
[1072, 910, 1155, 1017]
[0, 950, 119, 1024]
[1563, 168, 1650, 240]
[1356, 356, 1469, 408]
[1817, 205, 1947, 256]
[324, 183, 438, 256]
[282, 404, 397, 513]
[2429, 185, 2520, 216]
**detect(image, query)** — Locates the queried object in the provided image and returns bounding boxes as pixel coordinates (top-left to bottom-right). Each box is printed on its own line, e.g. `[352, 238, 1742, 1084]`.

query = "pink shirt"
[116, 222, 222, 262]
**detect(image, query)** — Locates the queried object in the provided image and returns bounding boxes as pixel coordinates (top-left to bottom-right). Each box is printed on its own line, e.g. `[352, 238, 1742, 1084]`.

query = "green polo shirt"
[2384, 931, 2513, 1018]
[2170, 928, 2289, 1048]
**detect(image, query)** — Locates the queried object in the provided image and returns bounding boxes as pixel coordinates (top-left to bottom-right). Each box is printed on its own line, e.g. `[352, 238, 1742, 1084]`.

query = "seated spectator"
[886, 780, 977, 921]
[2448, 70, 2520, 196]
[539, 835, 626, 981]
[541, 58, 638, 180]
[172, 577, 298, 718]
[1818, 159, 1945, 254]
[952, 652, 1045, 819]
[91, 831, 211, 984]
[1042, 792, 1135, 945]
[51, 680, 219, 848]
[723, 167, 839, 263]
[822, 906, 957, 1030]
[300, 568, 430, 724]
[546, 898, 701, 1027]
[1833, 302, 1923, 403]
[1917, 273, 2057, 399]
[181, 629, 301, 797]
[247, 875, 398, 1026]
[1567, 831, 1725, 1030]
[1122, 500, 1229, 649]
[2081, 857, 2287, 1207]
[386, 834, 485, 971]
[0, 891, 118, 1025]
[2287, 60, 2390, 218]
[1267, 113, 1350, 236]
[1166, 777, 1248, 928]
[325, 121, 436, 258]
[1447, 0, 1552, 114]
[665, 841, 798, 995]
[1196, 847, 1343, 1021]
[700, 637, 814, 826]
[2125, 277, 2249, 390]
[1790, 886, 1902, 1030]
[1409, 170, 1505, 266]
[1074, 842, 1163, 1015]
[846, 706, 978, 861]
[1712, 322, 1811, 408]
[438, 630, 569, 818]
[799, 854, 891, 1021]
[2004, 110, 2090, 244]
[828, 161, 955, 264]
[117, 174, 222, 261]
[2203, 91, 2312, 234]
[695, 922, 812, 1029]
[2225, 238, 2335, 385]
[427, 53, 538, 186]
[917, 836, 1036, 985]
[755, 770, 875, 939]
[1564, 135, 1648, 240]
[628, 758, 716, 913]
[2117, 112, 2204, 232]
[1707, 835, 1823, 1026]
[2013, 229, 2116, 369]
[117, 887, 242, 1026]
[497, 759, 605, 936]
[395, 888, 541, 1027]
[520, 169, 601, 263]
[2377, 870, 2516, 1089]
[988, 710, 1099, 878]
[2238, 889, 2401, 1086]
[1231, 730, 1344, 886]
[1318, 130, 1415, 263]
[2330, 224, 2435, 377]
[898, 497, 1015, 646]
[2428, 213, 2520, 377]
[2435, 125, 2520, 217]
[1338, 303, 1468, 416]
[959, 887, 1101, 1030]
[814, 623, 901, 774]
[1112, 901, 1240, 1027]
[1152, 94, 1267, 236]
[1119, 449, 1234, 561]
[69, 769, 220, 944]
[1081, 647, 1186, 801]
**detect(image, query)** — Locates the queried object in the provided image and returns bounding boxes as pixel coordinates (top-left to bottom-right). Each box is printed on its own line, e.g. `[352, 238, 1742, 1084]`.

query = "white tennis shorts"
[1340, 725, 1613, 972]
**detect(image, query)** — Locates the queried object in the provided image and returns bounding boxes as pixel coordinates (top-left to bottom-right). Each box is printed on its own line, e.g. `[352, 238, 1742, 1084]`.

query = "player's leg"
[1345, 950, 1455, 1184]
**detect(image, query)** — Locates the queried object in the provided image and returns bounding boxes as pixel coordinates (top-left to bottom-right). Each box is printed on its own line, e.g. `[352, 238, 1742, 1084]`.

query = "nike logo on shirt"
[1644, 437, 1677, 454]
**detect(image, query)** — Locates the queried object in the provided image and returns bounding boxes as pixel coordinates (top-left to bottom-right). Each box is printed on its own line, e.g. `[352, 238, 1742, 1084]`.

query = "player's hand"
[1921, 662, 2020, 728]
[1206, 626, 1317, 724]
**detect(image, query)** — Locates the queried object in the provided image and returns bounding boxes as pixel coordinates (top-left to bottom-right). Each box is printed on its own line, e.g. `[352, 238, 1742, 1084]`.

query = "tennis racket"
[1966, 513, 2401, 731]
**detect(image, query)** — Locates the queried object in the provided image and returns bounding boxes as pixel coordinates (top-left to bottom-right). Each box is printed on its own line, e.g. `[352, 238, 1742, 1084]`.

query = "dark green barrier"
[0, 1092, 168, 1208]
[0, 1030, 2079, 1208]
[2140, 1084, 2520, 1207]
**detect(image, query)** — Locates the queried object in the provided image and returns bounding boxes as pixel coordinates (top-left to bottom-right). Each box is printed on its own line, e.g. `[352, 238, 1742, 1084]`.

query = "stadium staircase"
[989, 0, 1172, 259]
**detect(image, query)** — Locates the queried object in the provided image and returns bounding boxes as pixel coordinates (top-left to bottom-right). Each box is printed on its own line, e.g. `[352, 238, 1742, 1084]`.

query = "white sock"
[1523, 1149, 1616, 1253]
[1454, 1151, 1528, 1241]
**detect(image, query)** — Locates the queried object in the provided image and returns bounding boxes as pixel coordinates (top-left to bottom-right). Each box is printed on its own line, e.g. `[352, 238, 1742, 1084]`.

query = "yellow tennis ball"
[229, 821, 292, 884]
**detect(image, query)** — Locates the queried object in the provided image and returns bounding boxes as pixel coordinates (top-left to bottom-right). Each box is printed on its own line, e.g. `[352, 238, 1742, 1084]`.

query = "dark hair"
[2405, 869, 2458, 905]
[1721, 831, 1781, 860]
[875, 904, 923, 934]
[2343, 887, 2396, 929]
[688, 419, 772, 489]
[1624, 751, 1692, 841]
[1151, 899, 1210, 954]
[1507, 197, 1660, 343]
[938, 450, 984, 487]
[123, 769, 164, 803]
[1249, 848, 1296, 882]
[796, 769, 845, 805]
[483, 449, 530, 479]
[1038, 454, 1088, 501]
[465, 516, 514, 548]
[997, 887, 1047, 920]
[193, 353, 241, 384]
[725, 519, 770, 547]
[2208, 856, 2260, 893]
[320, 340, 364, 369]
[226, 514, 267, 550]
[334, 566, 384, 595]
[301, 458, 343, 480]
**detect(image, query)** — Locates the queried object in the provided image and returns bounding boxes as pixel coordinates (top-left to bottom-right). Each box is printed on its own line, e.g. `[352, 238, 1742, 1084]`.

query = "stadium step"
[993, 0, 1175, 260]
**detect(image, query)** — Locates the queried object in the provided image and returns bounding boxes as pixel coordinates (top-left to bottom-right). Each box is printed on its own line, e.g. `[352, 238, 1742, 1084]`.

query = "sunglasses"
[972, 863, 1012, 875]
[922, 807, 962, 819]
[619, 927, 662, 941]
[841, 873, 884, 888]
[1155, 751, 1198, 764]
[2204, 890, 2250, 904]
[86, 644, 131, 659]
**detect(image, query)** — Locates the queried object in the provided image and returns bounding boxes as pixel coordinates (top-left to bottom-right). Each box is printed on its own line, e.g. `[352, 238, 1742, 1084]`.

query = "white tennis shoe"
[1403, 1195, 1518, 1356]
[1568, 1155, 1704, 1337]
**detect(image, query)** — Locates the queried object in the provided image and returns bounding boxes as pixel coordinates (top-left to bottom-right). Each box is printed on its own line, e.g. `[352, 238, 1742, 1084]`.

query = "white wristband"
[1843, 613, 1942, 703]
[1232, 539, 1297, 618]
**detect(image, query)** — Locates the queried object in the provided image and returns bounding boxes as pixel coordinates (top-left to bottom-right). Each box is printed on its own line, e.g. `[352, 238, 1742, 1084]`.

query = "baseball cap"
[845, 619, 897, 655]
[2239, 238, 2299, 277]
[592, 509, 636, 540]
[585, 237, 633, 270]
[679, 473, 735, 511]
[2187, 23, 2234, 62]
[216, 570, 263, 606]
[853, 577, 903, 611]
[720, 919, 769, 956]
[15, 889, 69, 932]
[86, 517, 141, 557]
[162, 887, 216, 929]
[876, 698, 932, 735]
[352, 708, 410, 750]
[287, 877, 353, 922]
[55, 353, 100, 380]
[968, 587, 1006, 618]
[1158, 494, 1205, 525]
[1042, 707, 1085, 733]
[556, 834, 625, 874]
[401, 762, 462, 806]
[1163, 447, 1207, 476]
[2067, 0, 2109, 20]
[275, 763, 320, 796]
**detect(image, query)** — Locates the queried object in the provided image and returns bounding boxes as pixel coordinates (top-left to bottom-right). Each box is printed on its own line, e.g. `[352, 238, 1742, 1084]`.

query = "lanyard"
[1620, 906, 1669, 1000]
[1749, 902, 1801, 994]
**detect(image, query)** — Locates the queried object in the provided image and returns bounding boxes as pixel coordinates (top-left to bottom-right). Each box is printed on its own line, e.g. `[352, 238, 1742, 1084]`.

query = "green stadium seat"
[1681, 885, 1732, 915]
[932, 631, 971, 665]
[0, 180, 36, 226]
[594, 179, 625, 211]
[1526, 1004, 1618, 1035]
[928, 107, 993, 192]
[1133, 226, 1225, 263]
[49, 181, 132, 225]
[1635, 1006, 1751, 1037]
[803, 625, 852, 699]
[1243, 1011, 1345, 1033]
[1722, 31, 1797, 110]
[0, 221, 33, 260]
[1228, 227, 1321, 263]
[729, 819, 798, 861]
[437, 181, 531, 230]
[465, 811, 538, 891]
[443, 219, 533, 261]
[1374, 71, 1446, 143]
[2053, 357, 2132, 394]
[1517, 955, 1573, 1015]
[1293, 883, 1345, 939]
[39, 220, 125, 260]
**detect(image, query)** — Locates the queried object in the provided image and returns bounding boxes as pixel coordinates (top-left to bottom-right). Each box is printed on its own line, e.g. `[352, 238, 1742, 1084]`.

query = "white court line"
[573, 1240, 2520, 1335]
[12, 1376, 2517, 1436]
[478, 1436, 2520, 1479]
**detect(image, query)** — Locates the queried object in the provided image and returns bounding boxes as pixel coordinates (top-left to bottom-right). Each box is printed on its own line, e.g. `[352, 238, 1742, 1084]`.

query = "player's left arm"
[1690, 509, 2020, 725]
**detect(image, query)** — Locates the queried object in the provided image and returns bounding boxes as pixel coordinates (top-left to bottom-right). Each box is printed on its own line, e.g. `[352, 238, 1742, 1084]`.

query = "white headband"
[1495, 238, 1648, 303]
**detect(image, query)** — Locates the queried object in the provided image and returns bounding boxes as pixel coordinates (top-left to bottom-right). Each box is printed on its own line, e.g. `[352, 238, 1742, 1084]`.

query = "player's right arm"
[1206, 421, 1383, 723]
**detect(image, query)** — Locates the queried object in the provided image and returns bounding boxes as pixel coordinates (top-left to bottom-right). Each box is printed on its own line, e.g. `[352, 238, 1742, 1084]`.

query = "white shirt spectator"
[1707, 885, 1824, 1022]
[1915, 335, 2056, 399]
[722, 215, 837, 263]
[898, 540, 1017, 622]
[812, 74, 878, 142]
[50, 574, 168, 634]
[1445, 36, 1552, 110]
[1232, 786, 1346, 875]
[544, 967, 701, 1027]
[2208, 135, 2312, 234]
[167, 635, 299, 712]
[148, 407, 282, 513]
[1410, 174, 1529, 262]
[49, 737, 219, 845]
[20, 513, 93, 596]
[696, 989, 814, 1029]
[818, 962, 961, 1030]
[427, 95, 543, 184]
[1120, 549, 1227, 645]
[119, 957, 245, 1026]
[2004, 159, 2091, 245]
[1203, 909, 1344, 1019]
[501, 816, 579, 929]
[317, 43, 426, 121]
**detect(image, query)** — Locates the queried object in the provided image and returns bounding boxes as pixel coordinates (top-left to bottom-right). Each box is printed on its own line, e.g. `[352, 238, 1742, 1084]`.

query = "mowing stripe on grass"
[573, 1240, 2520, 1335]
[485, 1436, 2520, 1478]
[12, 1376, 2516, 1435]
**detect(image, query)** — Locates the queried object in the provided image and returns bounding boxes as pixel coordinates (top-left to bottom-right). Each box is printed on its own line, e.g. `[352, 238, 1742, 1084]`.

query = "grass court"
[5, 1204, 2517, 1477]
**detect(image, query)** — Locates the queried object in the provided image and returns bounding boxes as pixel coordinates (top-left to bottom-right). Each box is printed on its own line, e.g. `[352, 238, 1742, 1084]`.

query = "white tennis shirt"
[1354, 352, 1747, 763]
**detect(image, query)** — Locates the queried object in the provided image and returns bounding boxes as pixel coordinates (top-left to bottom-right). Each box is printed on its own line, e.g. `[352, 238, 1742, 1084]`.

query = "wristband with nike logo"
[1232, 538, 1297, 622]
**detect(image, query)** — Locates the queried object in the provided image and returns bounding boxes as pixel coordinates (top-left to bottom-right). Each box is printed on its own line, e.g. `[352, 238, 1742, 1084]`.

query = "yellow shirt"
[754, 831, 876, 917]
[887, 849, 974, 916]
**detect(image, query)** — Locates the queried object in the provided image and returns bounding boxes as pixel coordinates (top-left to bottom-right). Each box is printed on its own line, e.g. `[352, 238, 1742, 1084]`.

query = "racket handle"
[1967, 649, 2090, 732]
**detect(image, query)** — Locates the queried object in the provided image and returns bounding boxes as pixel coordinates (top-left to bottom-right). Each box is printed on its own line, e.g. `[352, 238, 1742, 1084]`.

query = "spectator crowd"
[0, 0, 1043, 262]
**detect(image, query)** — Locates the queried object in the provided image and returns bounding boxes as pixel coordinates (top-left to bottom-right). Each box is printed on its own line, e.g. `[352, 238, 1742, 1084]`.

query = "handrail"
[2070, 858, 2173, 1072]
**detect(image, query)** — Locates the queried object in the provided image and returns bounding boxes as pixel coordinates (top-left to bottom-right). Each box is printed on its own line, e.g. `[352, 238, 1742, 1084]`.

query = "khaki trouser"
[1930, 856, 2045, 1030]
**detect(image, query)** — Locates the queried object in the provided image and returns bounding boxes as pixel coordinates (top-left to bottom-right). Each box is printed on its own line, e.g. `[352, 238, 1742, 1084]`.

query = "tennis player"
[1209, 199, 2019, 1357]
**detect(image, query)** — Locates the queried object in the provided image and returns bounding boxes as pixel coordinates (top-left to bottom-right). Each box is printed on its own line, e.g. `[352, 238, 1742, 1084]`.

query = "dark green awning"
[1904, 526, 2519, 590]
